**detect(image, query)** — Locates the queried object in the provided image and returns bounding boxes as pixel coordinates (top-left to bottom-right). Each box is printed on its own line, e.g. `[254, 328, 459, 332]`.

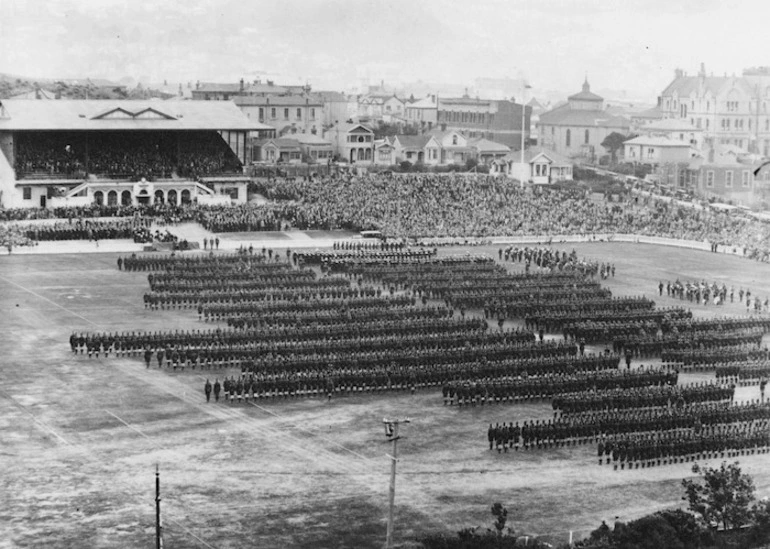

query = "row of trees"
[418, 462, 770, 549]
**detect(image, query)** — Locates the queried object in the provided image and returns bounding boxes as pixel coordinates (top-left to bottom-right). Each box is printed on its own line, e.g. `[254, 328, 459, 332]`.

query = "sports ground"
[1, 240, 770, 548]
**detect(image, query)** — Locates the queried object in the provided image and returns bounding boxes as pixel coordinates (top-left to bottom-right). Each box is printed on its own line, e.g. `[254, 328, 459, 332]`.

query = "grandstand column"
[176, 133, 181, 176]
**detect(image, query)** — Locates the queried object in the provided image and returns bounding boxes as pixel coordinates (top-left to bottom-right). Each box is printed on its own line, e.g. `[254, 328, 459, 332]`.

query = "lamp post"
[383, 417, 410, 549]
[520, 82, 531, 189]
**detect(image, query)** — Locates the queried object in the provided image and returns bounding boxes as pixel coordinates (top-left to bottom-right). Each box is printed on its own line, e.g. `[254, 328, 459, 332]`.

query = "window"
[310, 108, 316, 120]
[296, 108, 302, 120]
[706, 119, 710, 129]
[706, 171, 714, 187]
[696, 118, 702, 129]
[551, 126, 554, 135]
[584, 129, 590, 144]
[725, 170, 733, 188]
[742, 170, 750, 187]
[259, 107, 264, 121]
[452, 135, 458, 145]
[647, 147, 655, 159]
[284, 108, 289, 120]
[23, 187, 31, 200]
[271, 108, 276, 119]
[566, 129, 571, 147]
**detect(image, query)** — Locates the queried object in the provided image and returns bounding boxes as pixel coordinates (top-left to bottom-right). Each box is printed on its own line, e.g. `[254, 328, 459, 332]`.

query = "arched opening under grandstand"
[121, 190, 132, 206]
[136, 189, 150, 205]
[181, 189, 191, 205]
[154, 190, 164, 204]
[107, 190, 118, 206]
[93, 190, 104, 206]
[167, 189, 178, 206]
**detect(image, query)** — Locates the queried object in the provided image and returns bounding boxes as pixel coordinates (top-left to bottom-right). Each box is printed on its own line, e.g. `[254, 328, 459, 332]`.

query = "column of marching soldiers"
[71, 244, 770, 469]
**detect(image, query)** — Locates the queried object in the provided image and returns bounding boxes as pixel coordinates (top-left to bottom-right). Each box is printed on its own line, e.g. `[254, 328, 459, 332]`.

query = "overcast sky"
[2, 0, 770, 101]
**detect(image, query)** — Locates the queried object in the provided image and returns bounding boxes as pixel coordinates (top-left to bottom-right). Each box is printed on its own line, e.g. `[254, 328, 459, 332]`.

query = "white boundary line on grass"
[0, 274, 100, 327]
[104, 409, 152, 439]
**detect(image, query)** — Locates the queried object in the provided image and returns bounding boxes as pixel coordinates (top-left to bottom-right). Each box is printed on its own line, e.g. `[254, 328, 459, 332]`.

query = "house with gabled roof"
[623, 135, 696, 165]
[491, 147, 573, 184]
[254, 138, 303, 164]
[468, 138, 511, 165]
[374, 139, 397, 165]
[428, 129, 475, 165]
[392, 134, 441, 165]
[324, 122, 375, 163]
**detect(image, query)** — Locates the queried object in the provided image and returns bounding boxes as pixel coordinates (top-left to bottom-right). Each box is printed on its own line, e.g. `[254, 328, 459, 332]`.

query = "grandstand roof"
[0, 99, 271, 131]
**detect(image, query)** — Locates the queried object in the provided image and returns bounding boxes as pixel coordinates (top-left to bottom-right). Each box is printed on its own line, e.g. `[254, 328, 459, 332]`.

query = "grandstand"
[0, 99, 274, 208]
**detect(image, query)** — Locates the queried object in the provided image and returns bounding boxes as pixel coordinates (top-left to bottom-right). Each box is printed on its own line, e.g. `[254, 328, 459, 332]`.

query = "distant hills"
[0, 73, 176, 100]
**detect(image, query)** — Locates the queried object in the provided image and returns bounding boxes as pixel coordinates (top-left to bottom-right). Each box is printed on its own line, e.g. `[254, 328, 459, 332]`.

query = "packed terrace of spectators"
[3, 172, 770, 259]
[13, 131, 242, 181]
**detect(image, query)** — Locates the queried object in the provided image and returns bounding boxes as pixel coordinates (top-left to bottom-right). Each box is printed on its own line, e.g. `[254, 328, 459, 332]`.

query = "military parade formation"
[70, 243, 770, 469]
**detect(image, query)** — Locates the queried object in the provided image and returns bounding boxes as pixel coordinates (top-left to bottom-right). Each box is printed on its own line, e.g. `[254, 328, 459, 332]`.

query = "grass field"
[2, 241, 770, 549]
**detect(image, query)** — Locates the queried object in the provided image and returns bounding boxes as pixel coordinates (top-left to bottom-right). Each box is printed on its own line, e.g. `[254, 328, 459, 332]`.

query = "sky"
[2, 0, 770, 102]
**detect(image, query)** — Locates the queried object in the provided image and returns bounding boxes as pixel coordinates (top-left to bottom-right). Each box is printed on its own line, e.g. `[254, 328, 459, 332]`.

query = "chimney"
[196, 80, 200, 90]
[178, 83, 183, 96]
[699, 62, 706, 77]
[240, 78, 244, 92]
[674, 68, 684, 79]
[431, 94, 436, 103]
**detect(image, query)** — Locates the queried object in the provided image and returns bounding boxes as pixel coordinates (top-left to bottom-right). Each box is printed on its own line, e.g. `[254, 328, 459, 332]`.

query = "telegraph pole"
[384, 417, 410, 549]
[519, 82, 532, 189]
[155, 464, 162, 549]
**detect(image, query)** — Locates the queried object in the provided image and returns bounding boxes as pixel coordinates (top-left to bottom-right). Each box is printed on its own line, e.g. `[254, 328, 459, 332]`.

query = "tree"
[682, 461, 756, 531]
[600, 132, 629, 165]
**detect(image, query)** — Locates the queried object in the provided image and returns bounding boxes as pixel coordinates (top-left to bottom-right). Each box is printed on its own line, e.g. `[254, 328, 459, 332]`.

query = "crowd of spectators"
[13, 132, 242, 181]
[5, 172, 770, 260]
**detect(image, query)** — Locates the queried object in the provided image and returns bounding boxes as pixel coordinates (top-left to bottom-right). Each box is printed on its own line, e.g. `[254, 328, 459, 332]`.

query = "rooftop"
[0, 99, 270, 131]
[538, 103, 629, 128]
[567, 79, 603, 102]
[233, 95, 323, 107]
[623, 136, 693, 147]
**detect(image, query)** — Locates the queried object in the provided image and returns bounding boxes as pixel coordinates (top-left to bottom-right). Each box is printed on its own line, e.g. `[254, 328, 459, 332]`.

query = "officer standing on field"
[205, 379, 212, 402]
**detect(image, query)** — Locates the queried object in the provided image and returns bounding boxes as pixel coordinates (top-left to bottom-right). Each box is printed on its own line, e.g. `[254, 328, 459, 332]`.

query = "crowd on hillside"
[4, 172, 770, 259]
